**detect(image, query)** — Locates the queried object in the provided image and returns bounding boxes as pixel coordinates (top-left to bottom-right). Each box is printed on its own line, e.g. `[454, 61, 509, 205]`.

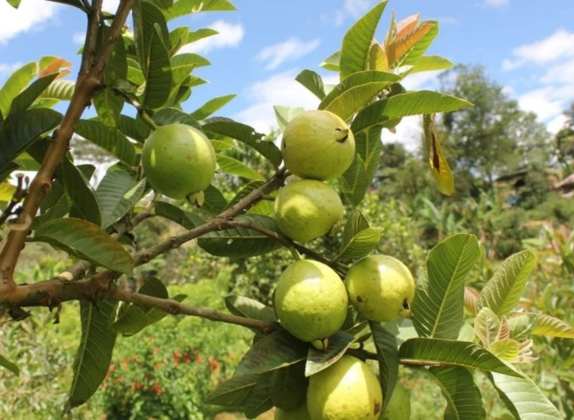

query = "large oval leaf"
[75, 119, 138, 166]
[216, 154, 264, 180]
[319, 70, 399, 121]
[371, 322, 399, 413]
[413, 234, 481, 339]
[61, 160, 101, 226]
[34, 218, 134, 274]
[305, 331, 354, 377]
[430, 366, 486, 420]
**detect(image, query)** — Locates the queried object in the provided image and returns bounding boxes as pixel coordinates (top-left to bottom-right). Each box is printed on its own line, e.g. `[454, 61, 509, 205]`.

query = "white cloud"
[503, 29, 574, 70]
[402, 71, 442, 91]
[518, 87, 564, 121]
[381, 116, 422, 152]
[324, 0, 375, 27]
[547, 114, 568, 134]
[0, 62, 22, 75]
[179, 20, 244, 54]
[234, 71, 320, 132]
[0, 0, 57, 44]
[484, 0, 509, 8]
[256, 38, 320, 71]
[542, 57, 574, 84]
[102, 0, 120, 12]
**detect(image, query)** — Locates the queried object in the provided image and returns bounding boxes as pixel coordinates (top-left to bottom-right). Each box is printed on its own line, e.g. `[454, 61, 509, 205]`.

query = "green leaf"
[0, 62, 36, 117]
[474, 307, 501, 347]
[5, 0, 22, 8]
[164, 0, 235, 21]
[117, 115, 151, 143]
[236, 330, 307, 376]
[217, 154, 263, 180]
[305, 331, 354, 377]
[0, 353, 19, 376]
[202, 184, 228, 214]
[490, 373, 562, 419]
[154, 201, 206, 229]
[34, 218, 134, 274]
[319, 70, 399, 121]
[153, 107, 199, 127]
[340, 127, 382, 205]
[371, 322, 399, 413]
[273, 105, 305, 131]
[225, 295, 276, 323]
[0, 108, 62, 173]
[114, 277, 186, 336]
[75, 119, 138, 166]
[61, 159, 102, 226]
[295, 70, 326, 100]
[340, 1, 388, 79]
[198, 214, 281, 258]
[169, 27, 218, 55]
[423, 113, 454, 196]
[142, 27, 173, 109]
[405, 55, 453, 74]
[399, 338, 519, 376]
[96, 164, 146, 228]
[479, 250, 537, 316]
[531, 313, 574, 339]
[341, 209, 369, 247]
[208, 372, 273, 417]
[321, 51, 340, 72]
[401, 22, 439, 66]
[270, 363, 307, 410]
[351, 91, 473, 133]
[190, 94, 235, 120]
[68, 300, 117, 408]
[413, 234, 481, 339]
[336, 227, 381, 262]
[430, 367, 486, 420]
[170, 53, 210, 84]
[9, 73, 59, 115]
[40, 79, 75, 101]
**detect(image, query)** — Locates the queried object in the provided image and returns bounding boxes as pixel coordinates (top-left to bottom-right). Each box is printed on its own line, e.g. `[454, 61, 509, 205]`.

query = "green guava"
[274, 179, 343, 243]
[274, 259, 348, 342]
[307, 355, 383, 420]
[275, 403, 312, 420]
[380, 383, 411, 420]
[282, 110, 356, 180]
[345, 255, 415, 322]
[142, 124, 216, 199]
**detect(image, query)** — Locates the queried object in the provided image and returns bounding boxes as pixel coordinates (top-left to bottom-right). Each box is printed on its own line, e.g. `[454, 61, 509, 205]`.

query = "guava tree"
[0, 0, 572, 418]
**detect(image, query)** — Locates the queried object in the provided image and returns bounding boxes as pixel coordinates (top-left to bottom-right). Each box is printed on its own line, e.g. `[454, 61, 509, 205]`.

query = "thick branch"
[0, 0, 135, 287]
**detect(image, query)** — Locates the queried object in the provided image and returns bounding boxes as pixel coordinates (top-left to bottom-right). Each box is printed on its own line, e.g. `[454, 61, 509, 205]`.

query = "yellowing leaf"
[39, 57, 72, 79]
[0, 182, 16, 203]
[369, 42, 389, 71]
[423, 114, 454, 196]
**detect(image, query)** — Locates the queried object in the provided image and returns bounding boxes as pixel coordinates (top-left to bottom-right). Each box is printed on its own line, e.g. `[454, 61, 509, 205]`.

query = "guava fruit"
[380, 383, 411, 420]
[282, 110, 356, 180]
[307, 355, 383, 420]
[274, 179, 343, 243]
[274, 259, 348, 342]
[142, 123, 216, 199]
[275, 403, 312, 420]
[345, 255, 415, 322]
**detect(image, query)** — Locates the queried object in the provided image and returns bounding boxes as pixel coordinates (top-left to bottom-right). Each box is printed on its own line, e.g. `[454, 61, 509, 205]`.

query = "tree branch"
[0, 0, 135, 288]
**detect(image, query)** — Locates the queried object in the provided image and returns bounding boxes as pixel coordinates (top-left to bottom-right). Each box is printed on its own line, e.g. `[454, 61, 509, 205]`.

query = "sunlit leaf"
[423, 114, 454, 195]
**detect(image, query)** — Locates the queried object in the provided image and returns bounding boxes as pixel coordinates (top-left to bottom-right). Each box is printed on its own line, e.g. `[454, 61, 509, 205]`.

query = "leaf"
[336, 227, 381, 262]
[474, 307, 501, 348]
[169, 27, 218, 55]
[423, 114, 454, 195]
[164, 0, 235, 21]
[9, 73, 59, 115]
[114, 277, 186, 336]
[61, 159, 102, 225]
[340, 1, 388, 79]
[273, 105, 305, 131]
[154, 201, 206, 229]
[430, 367, 486, 420]
[490, 373, 562, 419]
[117, 115, 151, 143]
[305, 331, 354, 377]
[371, 322, 399, 413]
[321, 51, 341, 72]
[198, 214, 281, 258]
[68, 300, 117, 408]
[405, 55, 453, 74]
[0, 182, 16, 202]
[190, 94, 235, 120]
[270, 362, 307, 410]
[75, 119, 138, 166]
[225, 295, 276, 323]
[400, 22, 439, 66]
[342, 209, 369, 247]
[488, 339, 521, 363]
[318, 70, 399, 121]
[479, 250, 537, 316]
[387, 21, 438, 67]
[208, 372, 273, 417]
[0, 62, 36, 117]
[40, 79, 75, 101]
[413, 234, 481, 339]
[96, 164, 146, 228]
[351, 91, 473, 133]
[170, 53, 210, 84]
[0, 108, 62, 173]
[34, 218, 134, 274]
[340, 127, 382, 205]
[235, 330, 307, 376]
[295, 70, 326, 100]
[217, 154, 263, 180]
[399, 338, 519, 376]
[202, 184, 228, 214]
[142, 27, 173, 109]
[0, 353, 19, 376]
[5, 0, 22, 8]
[531, 313, 574, 339]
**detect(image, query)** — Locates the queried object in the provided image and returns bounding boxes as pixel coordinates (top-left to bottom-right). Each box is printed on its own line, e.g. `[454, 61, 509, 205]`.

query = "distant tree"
[554, 102, 574, 171]
[440, 65, 550, 188]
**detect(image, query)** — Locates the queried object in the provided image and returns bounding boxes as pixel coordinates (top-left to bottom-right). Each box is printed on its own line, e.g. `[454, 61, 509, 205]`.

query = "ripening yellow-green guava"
[142, 124, 216, 199]
[274, 179, 343, 243]
[380, 383, 411, 420]
[282, 110, 356, 180]
[307, 355, 383, 420]
[274, 259, 348, 342]
[275, 403, 312, 420]
[345, 255, 415, 322]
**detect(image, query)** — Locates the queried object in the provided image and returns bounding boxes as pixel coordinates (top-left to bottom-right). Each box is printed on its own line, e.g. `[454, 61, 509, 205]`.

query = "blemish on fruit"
[356, 295, 364, 303]
[374, 401, 381, 414]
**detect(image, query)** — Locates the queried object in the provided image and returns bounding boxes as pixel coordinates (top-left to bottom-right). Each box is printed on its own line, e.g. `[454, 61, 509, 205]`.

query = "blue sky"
[1, 0, 573, 148]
